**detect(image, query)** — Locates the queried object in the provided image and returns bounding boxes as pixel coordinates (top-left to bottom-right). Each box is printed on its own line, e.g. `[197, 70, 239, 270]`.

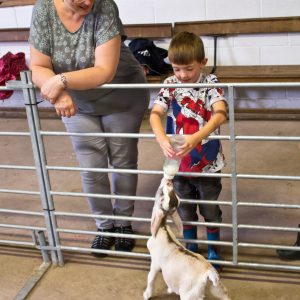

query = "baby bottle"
[163, 135, 185, 180]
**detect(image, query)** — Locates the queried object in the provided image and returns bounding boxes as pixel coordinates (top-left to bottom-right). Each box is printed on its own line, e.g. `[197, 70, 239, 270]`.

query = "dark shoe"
[91, 227, 115, 257]
[115, 225, 135, 252]
[277, 247, 300, 260]
[183, 225, 198, 253]
[277, 224, 300, 261]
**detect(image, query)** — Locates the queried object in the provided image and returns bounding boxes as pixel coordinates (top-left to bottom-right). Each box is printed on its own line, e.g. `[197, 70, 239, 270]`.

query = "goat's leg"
[181, 293, 204, 300]
[180, 283, 206, 300]
[143, 262, 160, 300]
[209, 281, 231, 300]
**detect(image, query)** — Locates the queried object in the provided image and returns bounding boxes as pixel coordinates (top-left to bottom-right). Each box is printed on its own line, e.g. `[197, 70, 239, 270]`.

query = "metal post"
[37, 230, 50, 263]
[227, 85, 239, 265]
[20, 70, 63, 265]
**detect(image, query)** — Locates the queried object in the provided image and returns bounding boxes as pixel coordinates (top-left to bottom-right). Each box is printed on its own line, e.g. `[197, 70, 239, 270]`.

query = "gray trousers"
[62, 98, 148, 229]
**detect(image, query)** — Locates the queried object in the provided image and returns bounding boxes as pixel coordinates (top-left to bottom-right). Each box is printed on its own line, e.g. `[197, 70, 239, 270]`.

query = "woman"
[29, 0, 149, 256]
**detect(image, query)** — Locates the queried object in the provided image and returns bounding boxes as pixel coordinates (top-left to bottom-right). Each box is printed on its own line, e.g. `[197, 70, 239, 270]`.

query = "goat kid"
[144, 178, 231, 300]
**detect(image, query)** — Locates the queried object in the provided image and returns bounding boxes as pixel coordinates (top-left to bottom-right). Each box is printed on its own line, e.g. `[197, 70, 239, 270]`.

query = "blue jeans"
[173, 174, 222, 223]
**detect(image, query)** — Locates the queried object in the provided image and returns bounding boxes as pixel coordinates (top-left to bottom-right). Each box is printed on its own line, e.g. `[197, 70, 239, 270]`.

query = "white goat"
[143, 178, 231, 300]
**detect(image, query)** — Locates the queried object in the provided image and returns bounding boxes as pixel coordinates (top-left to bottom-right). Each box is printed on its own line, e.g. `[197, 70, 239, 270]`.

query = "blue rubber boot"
[183, 225, 198, 253]
[207, 227, 222, 272]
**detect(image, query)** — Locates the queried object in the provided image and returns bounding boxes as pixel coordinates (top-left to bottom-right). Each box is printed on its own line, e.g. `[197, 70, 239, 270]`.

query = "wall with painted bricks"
[0, 0, 300, 110]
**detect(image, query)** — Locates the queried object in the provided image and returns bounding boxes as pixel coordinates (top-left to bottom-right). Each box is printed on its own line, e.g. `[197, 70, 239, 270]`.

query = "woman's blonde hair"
[168, 31, 205, 65]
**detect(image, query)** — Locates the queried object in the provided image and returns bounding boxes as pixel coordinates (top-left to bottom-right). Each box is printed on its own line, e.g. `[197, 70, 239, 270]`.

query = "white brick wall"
[261, 0, 300, 17]
[290, 33, 300, 45]
[206, 0, 261, 20]
[114, 0, 155, 24]
[0, 8, 18, 28]
[15, 6, 33, 28]
[154, 0, 206, 23]
[0, 0, 299, 109]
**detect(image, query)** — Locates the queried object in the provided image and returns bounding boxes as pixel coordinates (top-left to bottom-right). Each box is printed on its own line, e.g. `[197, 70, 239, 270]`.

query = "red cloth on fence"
[0, 52, 29, 100]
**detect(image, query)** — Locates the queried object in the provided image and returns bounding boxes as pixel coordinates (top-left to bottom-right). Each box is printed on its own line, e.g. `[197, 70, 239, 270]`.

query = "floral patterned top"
[154, 73, 226, 173]
[29, 0, 146, 115]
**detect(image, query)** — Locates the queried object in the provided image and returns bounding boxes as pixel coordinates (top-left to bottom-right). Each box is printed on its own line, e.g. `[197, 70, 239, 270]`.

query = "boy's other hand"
[176, 134, 199, 157]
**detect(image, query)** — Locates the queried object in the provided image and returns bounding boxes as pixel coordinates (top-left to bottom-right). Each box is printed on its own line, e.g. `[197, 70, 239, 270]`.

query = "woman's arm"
[29, 46, 77, 116]
[29, 46, 56, 91]
[32, 35, 121, 102]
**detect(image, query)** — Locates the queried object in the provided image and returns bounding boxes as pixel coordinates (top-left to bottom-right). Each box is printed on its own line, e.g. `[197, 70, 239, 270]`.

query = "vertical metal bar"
[210, 35, 218, 74]
[227, 85, 238, 265]
[37, 231, 50, 263]
[25, 73, 64, 266]
[20, 71, 63, 265]
[49, 210, 64, 265]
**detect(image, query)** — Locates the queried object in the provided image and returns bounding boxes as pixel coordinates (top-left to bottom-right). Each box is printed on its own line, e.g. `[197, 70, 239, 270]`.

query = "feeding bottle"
[163, 135, 185, 180]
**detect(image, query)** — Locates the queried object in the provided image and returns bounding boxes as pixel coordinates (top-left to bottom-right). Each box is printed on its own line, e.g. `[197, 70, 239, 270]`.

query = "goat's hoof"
[143, 290, 152, 300]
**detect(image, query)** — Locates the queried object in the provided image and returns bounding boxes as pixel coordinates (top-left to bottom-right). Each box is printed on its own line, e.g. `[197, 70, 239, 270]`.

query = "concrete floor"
[0, 115, 299, 300]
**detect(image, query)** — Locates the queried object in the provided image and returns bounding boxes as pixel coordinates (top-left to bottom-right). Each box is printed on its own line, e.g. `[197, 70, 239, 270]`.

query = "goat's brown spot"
[168, 190, 179, 209]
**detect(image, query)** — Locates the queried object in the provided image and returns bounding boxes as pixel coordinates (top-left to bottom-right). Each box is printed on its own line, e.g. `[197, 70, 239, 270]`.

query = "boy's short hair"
[168, 31, 205, 65]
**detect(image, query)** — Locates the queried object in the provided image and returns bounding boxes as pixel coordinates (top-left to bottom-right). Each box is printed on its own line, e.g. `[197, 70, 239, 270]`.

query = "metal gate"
[0, 71, 299, 275]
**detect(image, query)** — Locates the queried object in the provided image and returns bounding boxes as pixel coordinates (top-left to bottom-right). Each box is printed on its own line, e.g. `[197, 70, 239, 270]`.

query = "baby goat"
[144, 178, 231, 300]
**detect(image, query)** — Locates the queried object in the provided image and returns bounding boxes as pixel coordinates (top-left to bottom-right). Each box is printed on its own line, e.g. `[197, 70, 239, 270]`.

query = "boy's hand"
[158, 136, 176, 158]
[176, 134, 199, 157]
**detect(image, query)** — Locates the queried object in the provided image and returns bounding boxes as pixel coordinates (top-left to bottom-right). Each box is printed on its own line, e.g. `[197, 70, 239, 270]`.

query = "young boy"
[150, 32, 227, 269]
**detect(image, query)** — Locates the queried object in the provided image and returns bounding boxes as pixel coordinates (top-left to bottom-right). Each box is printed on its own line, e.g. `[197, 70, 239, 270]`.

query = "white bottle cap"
[163, 173, 174, 180]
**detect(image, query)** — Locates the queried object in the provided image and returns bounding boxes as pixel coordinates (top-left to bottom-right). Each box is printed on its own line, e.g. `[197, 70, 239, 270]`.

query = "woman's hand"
[40, 74, 64, 104]
[54, 91, 77, 118]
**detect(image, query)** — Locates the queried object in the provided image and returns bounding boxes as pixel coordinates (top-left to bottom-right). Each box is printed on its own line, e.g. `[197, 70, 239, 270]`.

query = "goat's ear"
[154, 179, 164, 203]
[150, 206, 164, 237]
[170, 210, 183, 237]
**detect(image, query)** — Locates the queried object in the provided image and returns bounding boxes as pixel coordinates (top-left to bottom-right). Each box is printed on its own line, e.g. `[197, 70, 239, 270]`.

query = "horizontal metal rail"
[5, 80, 300, 90]
[40, 131, 300, 142]
[53, 211, 233, 229]
[238, 202, 300, 209]
[0, 240, 35, 247]
[0, 209, 43, 216]
[238, 224, 300, 233]
[40, 131, 230, 140]
[46, 165, 299, 181]
[46, 165, 231, 178]
[235, 262, 300, 272]
[0, 164, 36, 170]
[50, 190, 232, 206]
[61, 245, 151, 259]
[3, 130, 298, 142]
[237, 174, 300, 181]
[239, 242, 300, 251]
[57, 228, 233, 246]
[54, 244, 300, 272]
[0, 132, 30, 137]
[235, 136, 300, 141]
[0, 224, 46, 231]
[0, 188, 40, 195]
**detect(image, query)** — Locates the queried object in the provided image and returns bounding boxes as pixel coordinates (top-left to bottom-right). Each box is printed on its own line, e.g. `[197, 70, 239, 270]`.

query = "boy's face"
[171, 60, 207, 83]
